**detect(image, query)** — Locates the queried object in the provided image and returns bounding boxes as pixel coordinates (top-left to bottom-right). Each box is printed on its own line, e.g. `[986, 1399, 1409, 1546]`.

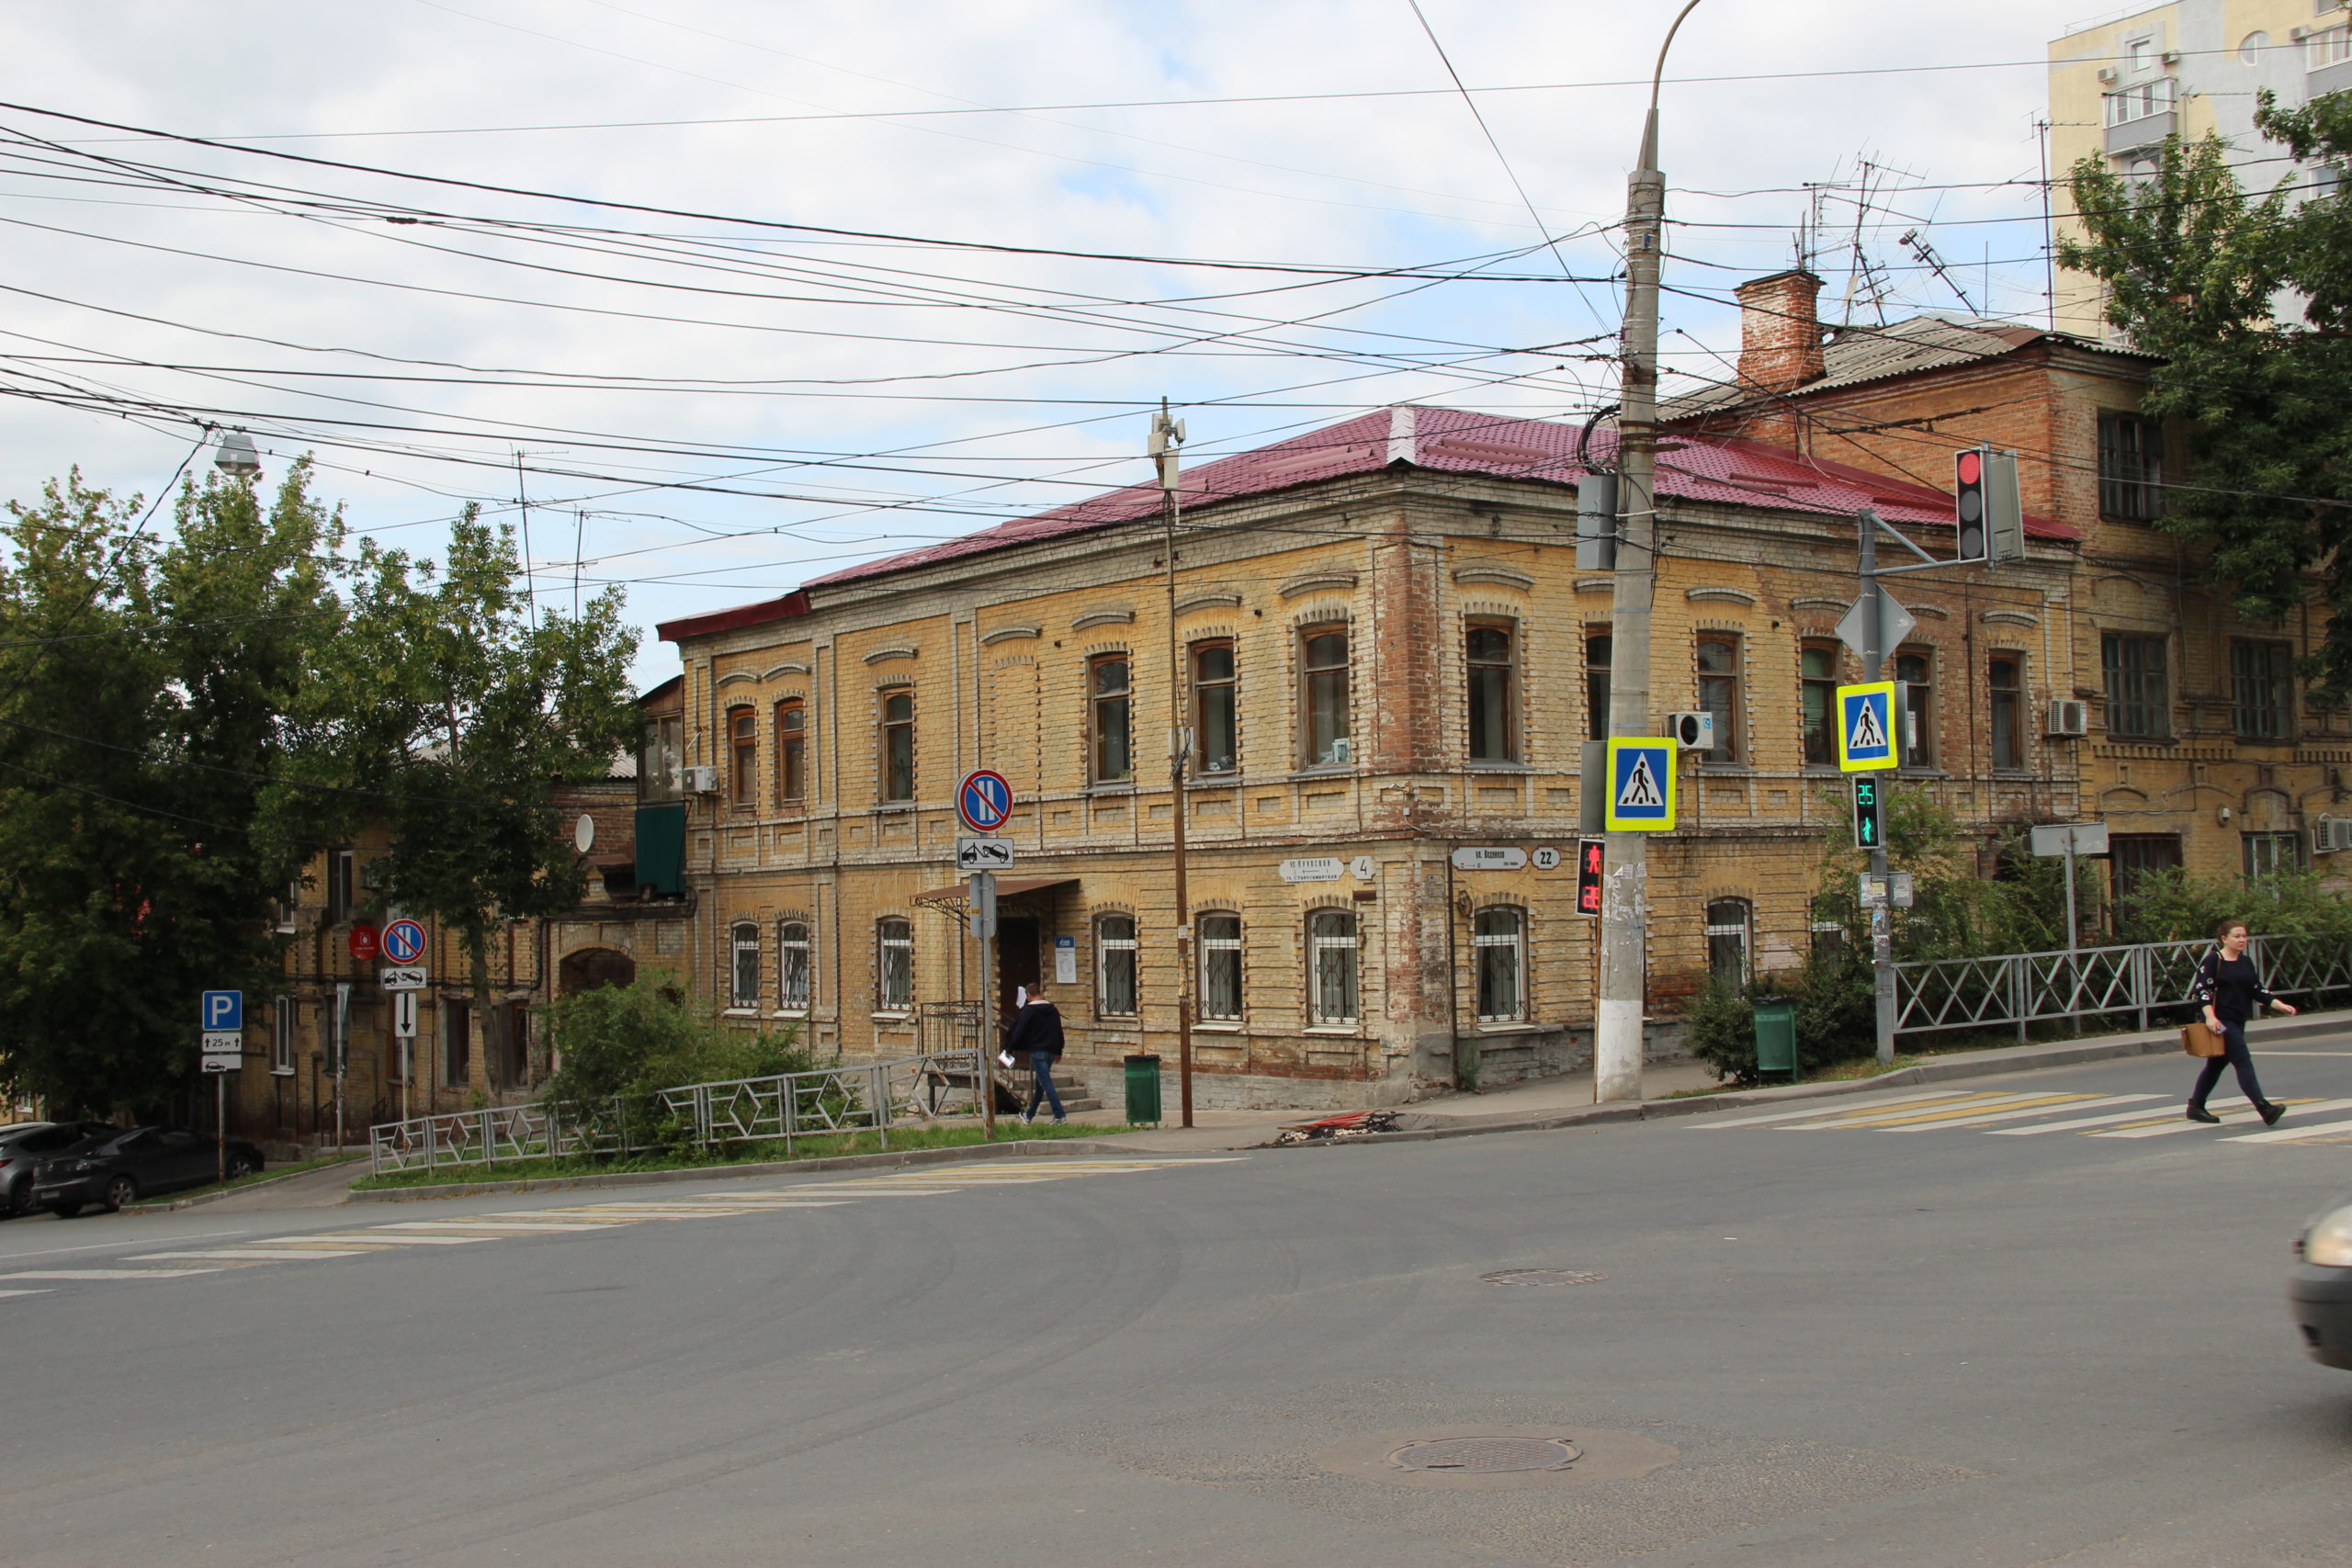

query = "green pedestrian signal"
[1852, 778, 1883, 849]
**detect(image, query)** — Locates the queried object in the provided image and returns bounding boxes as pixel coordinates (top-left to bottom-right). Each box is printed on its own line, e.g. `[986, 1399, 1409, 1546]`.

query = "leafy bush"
[1686, 943, 1878, 1087]
[2114, 866, 2352, 946]
[540, 975, 816, 1145]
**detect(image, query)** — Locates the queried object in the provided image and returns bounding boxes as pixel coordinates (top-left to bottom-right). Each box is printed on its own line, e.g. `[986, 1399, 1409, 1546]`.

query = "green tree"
[2060, 106, 2352, 692]
[0, 466, 339, 1113]
[273, 508, 639, 1063]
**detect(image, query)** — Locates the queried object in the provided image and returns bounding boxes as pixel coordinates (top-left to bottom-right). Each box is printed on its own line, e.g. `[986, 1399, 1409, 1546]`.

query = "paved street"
[6, 1038, 2352, 1566]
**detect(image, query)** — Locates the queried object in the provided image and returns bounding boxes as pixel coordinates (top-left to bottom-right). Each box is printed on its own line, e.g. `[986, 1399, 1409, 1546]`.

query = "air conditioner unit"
[2161, 50, 2181, 65]
[2314, 817, 2352, 854]
[1667, 711, 1715, 750]
[2097, 65, 2119, 83]
[2045, 699, 2090, 739]
[682, 764, 720, 795]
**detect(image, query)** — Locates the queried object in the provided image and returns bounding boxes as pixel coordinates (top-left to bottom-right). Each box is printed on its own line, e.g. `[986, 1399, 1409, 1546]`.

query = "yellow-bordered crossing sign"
[1836, 682, 1897, 772]
[1604, 739, 1676, 831]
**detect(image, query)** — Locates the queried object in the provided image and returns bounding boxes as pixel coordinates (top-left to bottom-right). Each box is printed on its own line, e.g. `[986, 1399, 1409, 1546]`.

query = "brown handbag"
[2181, 1021, 2225, 1058]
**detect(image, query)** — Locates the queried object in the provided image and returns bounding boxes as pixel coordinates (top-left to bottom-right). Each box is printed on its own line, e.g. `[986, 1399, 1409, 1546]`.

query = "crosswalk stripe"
[0, 1269, 220, 1280]
[2095, 1096, 2352, 1139]
[379, 1220, 628, 1233]
[0, 1288, 51, 1299]
[1693, 1091, 1978, 1130]
[131, 1249, 374, 1261]
[1837, 1093, 2104, 1129]
[1883, 1093, 2161, 1131]
[2225, 1114, 2352, 1146]
[311, 1233, 492, 1246]
[1988, 1100, 2239, 1135]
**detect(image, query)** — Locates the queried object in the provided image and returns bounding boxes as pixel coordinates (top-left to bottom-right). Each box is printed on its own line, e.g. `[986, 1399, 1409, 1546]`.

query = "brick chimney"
[1732, 269, 1825, 448]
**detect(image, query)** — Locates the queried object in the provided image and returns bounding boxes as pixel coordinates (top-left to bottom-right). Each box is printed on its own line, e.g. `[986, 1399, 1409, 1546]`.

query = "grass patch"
[349, 1118, 1124, 1191]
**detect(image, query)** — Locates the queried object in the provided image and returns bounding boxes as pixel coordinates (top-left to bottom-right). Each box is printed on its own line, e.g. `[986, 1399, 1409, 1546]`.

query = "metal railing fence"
[368, 1048, 982, 1177]
[1894, 931, 2352, 1042]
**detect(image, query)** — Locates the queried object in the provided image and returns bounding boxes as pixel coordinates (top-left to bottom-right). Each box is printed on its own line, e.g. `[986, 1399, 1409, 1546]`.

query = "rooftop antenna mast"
[1901, 228, 1982, 316]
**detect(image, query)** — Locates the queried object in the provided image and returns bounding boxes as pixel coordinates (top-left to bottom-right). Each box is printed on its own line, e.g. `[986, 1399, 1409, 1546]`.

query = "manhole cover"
[1481, 1268, 1607, 1287]
[1389, 1437, 1580, 1473]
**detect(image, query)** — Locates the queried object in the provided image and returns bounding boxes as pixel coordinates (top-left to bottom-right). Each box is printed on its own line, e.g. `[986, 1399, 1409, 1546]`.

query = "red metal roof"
[660, 407, 2070, 642]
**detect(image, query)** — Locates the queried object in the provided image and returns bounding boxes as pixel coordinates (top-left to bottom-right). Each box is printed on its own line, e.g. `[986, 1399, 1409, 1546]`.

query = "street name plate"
[1450, 846, 1528, 871]
[1278, 856, 1344, 883]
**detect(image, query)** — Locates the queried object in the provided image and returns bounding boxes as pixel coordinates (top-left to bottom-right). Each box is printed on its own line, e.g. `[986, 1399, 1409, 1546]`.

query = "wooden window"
[1301, 628, 1351, 767]
[1466, 623, 1516, 762]
[1090, 655, 1133, 783]
[639, 714, 683, 801]
[2101, 634, 2169, 739]
[729, 708, 757, 807]
[775, 699, 808, 804]
[1095, 915, 1138, 1016]
[778, 920, 812, 1011]
[2232, 639, 2294, 740]
[1706, 898, 1752, 986]
[2098, 411, 2165, 522]
[876, 919, 913, 1010]
[881, 691, 916, 802]
[325, 848, 355, 926]
[1696, 636, 1742, 762]
[1193, 642, 1237, 776]
[1895, 649, 1936, 767]
[1988, 654, 2024, 771]
[729, 921, 760, 1009]
[1474, 907, 1526, 1022]
[1586, 633, 1611, 741]
[272, 996, 297, 1076]
[1308, 909, 1359, 1024]
[1800, 644, 1838, 766]
[1197, 913, 1242, 1021]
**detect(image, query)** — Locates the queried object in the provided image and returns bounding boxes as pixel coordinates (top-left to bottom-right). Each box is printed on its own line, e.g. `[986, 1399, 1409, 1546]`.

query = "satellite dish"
[573, 814, 595, 854]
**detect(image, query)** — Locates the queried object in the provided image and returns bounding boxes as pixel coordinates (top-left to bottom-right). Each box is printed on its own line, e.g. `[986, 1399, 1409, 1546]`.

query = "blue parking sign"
[201, 990, 243, 1032]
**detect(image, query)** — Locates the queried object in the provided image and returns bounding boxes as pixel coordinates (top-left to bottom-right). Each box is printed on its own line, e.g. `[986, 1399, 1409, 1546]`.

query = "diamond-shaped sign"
[1835, 588, 1916, 662]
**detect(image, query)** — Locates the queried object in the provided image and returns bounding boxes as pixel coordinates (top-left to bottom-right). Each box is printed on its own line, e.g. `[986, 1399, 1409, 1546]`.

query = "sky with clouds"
[0, 0, 2102, 683]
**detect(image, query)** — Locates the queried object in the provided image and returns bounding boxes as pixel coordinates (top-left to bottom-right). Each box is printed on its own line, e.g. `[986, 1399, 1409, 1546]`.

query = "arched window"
[1308, 908, 1359, 1025]
[1705, 899, 1751, 987]
[876, 918, 913, 1010]
[1090, 655, 1133, 783]
[775, 698, 808, 805]
[1466, 622, 1516, 762]
[1197, 913, 1242, 1021]
[1474, 907, 1526, 1022]
[1301, 627, 1351, 766]
[1096, 914, 1138, 1016]
[778, 920, 813, 1011]
[729, 920, 761, 1009]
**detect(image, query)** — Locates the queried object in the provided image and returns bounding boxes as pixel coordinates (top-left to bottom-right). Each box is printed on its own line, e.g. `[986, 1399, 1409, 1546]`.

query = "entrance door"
[996, 916, 1041, 1030]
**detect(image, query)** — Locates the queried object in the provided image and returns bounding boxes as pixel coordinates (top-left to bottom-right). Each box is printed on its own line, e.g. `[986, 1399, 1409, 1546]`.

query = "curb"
[123, 1158, 367, 1213]
[345, 1136, 1147, 1202]
[1261, 1009, 2352, 1151]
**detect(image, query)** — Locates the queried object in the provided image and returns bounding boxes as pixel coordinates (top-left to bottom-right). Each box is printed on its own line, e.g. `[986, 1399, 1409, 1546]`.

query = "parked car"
[2291, 1196, 2352, 1371]
[0, 1122, 117, 1219]
[34, 1127, 263, 1216]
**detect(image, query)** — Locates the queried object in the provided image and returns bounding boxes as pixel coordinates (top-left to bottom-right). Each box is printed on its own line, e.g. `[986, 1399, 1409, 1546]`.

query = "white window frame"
[1307, 909, 1360, 1026]
[1473, 906, 1527, 1024]
[2312, 23, 2352, 70]
[728, 921, 760, 1010]
[272, 995, 297, 1076]
[1095, 915, 1139, 1017]
[1197, 913, 1243, 1022]
[777, 920, 813, 1013]
[876, 919, 914, 1012]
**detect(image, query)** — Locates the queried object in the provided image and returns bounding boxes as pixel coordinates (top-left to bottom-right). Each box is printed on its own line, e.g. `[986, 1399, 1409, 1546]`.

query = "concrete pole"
[1154, 402, 1195, 1128]
[1861, 512, 1897, 1064]
[1597, 7, 1702, 1100]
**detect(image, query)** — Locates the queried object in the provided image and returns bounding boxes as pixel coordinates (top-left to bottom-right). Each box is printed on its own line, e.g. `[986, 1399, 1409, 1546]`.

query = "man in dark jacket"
[1004, 983, 1067, 1125]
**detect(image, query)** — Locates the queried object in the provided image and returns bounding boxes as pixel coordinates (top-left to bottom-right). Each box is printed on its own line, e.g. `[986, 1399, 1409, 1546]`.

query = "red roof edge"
[658, 590, 811, 644]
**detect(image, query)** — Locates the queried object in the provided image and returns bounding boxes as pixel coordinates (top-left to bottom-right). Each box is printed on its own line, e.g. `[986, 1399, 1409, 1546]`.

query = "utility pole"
[1151, 401, 1195, 1128]
[1596, 0, 1705, 1103]
[1858, 513, 1897, 1064]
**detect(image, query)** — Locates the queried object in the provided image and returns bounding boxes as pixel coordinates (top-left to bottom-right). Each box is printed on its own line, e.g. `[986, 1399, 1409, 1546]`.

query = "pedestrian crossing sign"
[1836, 682, 1897, 772]
[1604, 739, 1676, 831]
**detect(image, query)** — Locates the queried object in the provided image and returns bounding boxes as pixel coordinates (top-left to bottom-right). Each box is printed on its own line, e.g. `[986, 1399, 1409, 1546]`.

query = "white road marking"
[1691, 1092, 1977, 1130]
[0, 1288, 52, 1298]
[1883, 1094, 2163, 1130]
[379, 1220, 627, 1233]
[310, 1233, 492, 1246]
[2226, 1115, 2352, 1145]
[0, 1268, 220, 1280]
[131, 1249, 373, 1261]
[1989, 1100, 2254, 1135]
[2096, 1097, 2352, 1139]
[1836, 1094, 2107, 1129]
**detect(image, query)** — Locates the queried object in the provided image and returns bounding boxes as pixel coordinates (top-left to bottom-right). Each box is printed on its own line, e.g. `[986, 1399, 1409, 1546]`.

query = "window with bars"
[1895, 649, 1935, 768]
[1808, 897, 1845, 958]
[2109, 834, 2184, 911]
[1193, 641, 1237, 775]
[1474, 907, 1526, 1023]
[1586, 633, 1612, 741]
[729, 708, 757, 806]
[1706, 898, 1751, 986]
[775, 699, 808, 805]
[1696, 636, 1742, 762]
[1307, 909, 1359, 1025]
[2232, 640, 2294, 740]
[1302, 628, 1351, 766]
[1090, 655, 1133, 783]
[1466, 622, 1517, 762]
[881, 691, 916, 802]
[2102, 634, 2170, 739]
[1988, 654, 2025, 771]
[1801, 644, 1838, 766]
[876, 919, 913, 1010]
[1197, 913, 1242, 1021]
[1095, 915, 1138, 1016]
[729, 921, 761, 1010]
[778, 920, 812, 1011]
[2098, 412, 2165, 521]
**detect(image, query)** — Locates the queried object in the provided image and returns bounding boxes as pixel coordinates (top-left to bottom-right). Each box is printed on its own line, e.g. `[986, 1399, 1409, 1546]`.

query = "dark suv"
[34, 1126, 263, 1216]
[0, 1122, 117, 1218]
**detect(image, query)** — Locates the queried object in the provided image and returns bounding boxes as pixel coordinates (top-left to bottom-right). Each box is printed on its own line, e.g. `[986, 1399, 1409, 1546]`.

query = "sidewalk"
[1093, 1008, 2352, 1153]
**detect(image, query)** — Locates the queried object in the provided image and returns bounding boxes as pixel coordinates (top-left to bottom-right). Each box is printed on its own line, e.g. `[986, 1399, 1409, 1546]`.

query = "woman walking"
[2188, 919, 2298, 1125]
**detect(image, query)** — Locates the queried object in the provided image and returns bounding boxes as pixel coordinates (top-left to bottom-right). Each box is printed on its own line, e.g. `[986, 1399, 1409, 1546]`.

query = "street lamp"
[1595, 0, 1705, 1103]
[213, 428, 261, 479]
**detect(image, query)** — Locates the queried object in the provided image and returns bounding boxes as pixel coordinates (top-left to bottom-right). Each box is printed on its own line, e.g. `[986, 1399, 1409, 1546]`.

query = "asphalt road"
[5, 1036, 2352, 1567]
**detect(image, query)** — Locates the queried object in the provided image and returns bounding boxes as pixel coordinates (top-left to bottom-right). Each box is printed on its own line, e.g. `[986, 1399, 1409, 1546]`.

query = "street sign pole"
[1860, 511, 1897, 1065]
[971, 871, 996, 1138]
[217, 1073, 226, 1189]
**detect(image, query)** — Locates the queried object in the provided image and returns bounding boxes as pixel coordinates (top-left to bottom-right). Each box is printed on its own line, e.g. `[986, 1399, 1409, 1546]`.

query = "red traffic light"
[1576, 839, 1605, 917]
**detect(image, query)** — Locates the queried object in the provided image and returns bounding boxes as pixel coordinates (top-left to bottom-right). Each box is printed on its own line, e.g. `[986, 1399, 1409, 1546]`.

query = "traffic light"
[1576, 838, 1605, 917]
[1954, 446, 2025, 564]
[1852, 777, 1883, 850]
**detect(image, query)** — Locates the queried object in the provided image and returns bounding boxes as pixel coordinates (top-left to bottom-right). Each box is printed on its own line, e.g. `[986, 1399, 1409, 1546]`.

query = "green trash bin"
[1752, 997, 1799, 1082]
[1123, 1054, 1163, 1125]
